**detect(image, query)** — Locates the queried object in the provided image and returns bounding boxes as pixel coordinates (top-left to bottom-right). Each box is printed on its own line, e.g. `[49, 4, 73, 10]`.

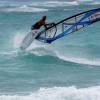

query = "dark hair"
[42, 16, 47, 21]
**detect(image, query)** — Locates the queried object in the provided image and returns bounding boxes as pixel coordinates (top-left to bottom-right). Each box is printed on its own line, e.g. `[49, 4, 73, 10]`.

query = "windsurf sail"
[36, 8, 100, 43]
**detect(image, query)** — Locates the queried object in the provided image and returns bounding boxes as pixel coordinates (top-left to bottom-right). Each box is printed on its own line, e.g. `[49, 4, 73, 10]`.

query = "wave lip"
[55, 51, 100, 66]
[0, 86, 100, 100]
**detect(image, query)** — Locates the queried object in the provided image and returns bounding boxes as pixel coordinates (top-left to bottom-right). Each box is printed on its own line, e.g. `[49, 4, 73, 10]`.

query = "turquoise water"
[0, 1, 100, 99]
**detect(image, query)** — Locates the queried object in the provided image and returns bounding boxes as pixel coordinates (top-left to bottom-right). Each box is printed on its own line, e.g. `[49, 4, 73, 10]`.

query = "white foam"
[1, 5, 48, 12]
[55, 51, 100, 66]
[77, 0, 93, 2]
[31, 1, 78, 7]
[0, 50, 18, 56]
[77, 0, 100, 5]
[0, 86, 100, 100]
[26, 41, 56, 56]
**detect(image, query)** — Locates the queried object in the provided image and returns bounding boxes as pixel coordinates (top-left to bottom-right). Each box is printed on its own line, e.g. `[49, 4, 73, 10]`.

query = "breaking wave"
[0, 86, 100, 100]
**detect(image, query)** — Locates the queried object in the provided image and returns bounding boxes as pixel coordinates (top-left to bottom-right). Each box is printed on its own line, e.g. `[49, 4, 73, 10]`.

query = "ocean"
[0, 0, 100, 100]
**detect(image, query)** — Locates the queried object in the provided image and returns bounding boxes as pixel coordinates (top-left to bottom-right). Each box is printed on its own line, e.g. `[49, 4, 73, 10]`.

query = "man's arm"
[44, 24, 48, 29]
[43, 22, 56, 30]
[46, 23, 56, 27]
